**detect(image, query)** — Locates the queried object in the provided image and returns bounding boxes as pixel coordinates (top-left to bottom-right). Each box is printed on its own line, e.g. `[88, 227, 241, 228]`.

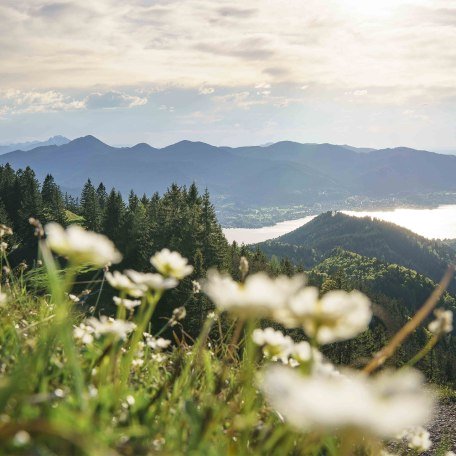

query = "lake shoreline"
[223, 204, 456, 245]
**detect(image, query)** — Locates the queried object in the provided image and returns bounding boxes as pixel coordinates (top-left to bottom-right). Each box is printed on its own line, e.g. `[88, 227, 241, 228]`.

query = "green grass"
[65, 210, 84, 224]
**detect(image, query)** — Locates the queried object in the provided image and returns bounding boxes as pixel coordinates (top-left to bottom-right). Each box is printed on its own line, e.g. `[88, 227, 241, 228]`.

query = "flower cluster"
[428, 308, 453, 335]
[397, 426, 432, 453]
[261, 365, 434, 439]
[203, 270, 372, 344]
[45, 223, 122, 267]
[151, 248, 193, 279]
[74, 317, 136, 344]
[202, 270, 305, 320]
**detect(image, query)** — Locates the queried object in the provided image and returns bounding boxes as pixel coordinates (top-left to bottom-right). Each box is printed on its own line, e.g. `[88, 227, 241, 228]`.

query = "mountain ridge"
[2, 136, 456, 213]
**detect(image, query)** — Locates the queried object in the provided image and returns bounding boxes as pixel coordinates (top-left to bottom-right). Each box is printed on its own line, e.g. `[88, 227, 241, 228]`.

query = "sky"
[1, 0, 455, 150]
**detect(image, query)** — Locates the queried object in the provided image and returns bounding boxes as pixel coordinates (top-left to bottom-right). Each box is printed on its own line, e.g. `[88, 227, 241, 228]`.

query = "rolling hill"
[258, 211, 456, 291]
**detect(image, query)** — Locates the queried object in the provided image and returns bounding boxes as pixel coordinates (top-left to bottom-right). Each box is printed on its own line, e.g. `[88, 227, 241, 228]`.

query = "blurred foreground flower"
[397, 426, 432, 453]
[106, 271, 146, 297]
[151, 248, 193, 280]
[261, 365, 434, 438]
[126, 270, 178, 291]
[113, 296, 141, 310]
[45, 223, 122, 267]
[276, 288, 372, 344]
[81, 316, 136, 341]
[202, 270, 305, 319]
[428, 309, 453, 335]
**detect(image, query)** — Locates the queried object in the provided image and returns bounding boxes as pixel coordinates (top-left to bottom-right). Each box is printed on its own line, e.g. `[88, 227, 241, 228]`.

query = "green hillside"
[306, 249, 456, 383]
[259, 211, 456, 291]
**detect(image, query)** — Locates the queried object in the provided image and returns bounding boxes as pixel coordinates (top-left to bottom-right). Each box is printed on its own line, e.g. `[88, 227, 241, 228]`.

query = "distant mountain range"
[1, 136, 456, 211]
[258, 211, 456, 292]
[0, 136, 70, 154]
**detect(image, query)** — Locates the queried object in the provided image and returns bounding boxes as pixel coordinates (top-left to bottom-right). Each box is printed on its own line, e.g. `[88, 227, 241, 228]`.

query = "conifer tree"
[81, 179, 101, 231]
[41, 174, 67, 225]
[96, 183, 108, 210]
[102, 189, 125, 249]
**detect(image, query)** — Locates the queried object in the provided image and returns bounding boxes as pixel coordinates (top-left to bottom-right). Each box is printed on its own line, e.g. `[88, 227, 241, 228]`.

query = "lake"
[223, 205, 456, 245]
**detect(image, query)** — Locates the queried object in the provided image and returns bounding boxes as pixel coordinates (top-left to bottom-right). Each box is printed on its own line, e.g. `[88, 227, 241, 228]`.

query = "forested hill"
[307, 249, 456, 381]
[258, 211, 456, 292]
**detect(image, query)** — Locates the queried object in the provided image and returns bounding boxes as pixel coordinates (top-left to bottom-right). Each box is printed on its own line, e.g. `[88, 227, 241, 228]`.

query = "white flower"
[445, 452, 456, 456]
[85, 316, 136, 340]
[13, 430, 30, 446]
[106, 271, 146, 297]
[398, 427, 432, 453]
[68, 293, 80, 303]
[144, 334, 171, 351]
[150, 249, 193, 279]
[203, 270, 305, 319]
[428, 309, 453, 335]
[252, 328, 294, 362]
[261, 365, 434, 438]
[0, 242, 7, 252]
[0, 224, 13, 238]
[171, 306, 186, 325]
[292, 341, 317, 364]
[125, 269, 178, 291]
[45, 223, 122, 267]
[113, 296, 141, 310]
[192, 280, 201, 294]
[73, 323, 95, 344]
[278, 288, 372, 344]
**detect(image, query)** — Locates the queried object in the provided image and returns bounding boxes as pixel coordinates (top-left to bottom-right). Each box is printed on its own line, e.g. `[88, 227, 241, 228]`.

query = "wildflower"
[106, 271, 146, 297]
[144, 334, 171, 351]
[45, 223, 122, 267]
[428, 309, 453, 335]
[67, 293, 80, 303]
[125, 269, 178, 291]
[252, 328, 294, 362]
[0, 292, 7, 307]
[150, 248, 193, 279]
[202, 270, 305, 319]
[446, 452, 456, 456]
[207, 311, 218, 320]
[292, 341, 315, 363]
[0, 224, 13, 237]
[170, 306, 186, 326]
[277, 288, 372, 344]
[13, 430, 30, 446]
[192, 280, 201, 294]
[73, 322, 95, 344]
[261, 365, 434, 438]
[398, 427, 432, 452]
[85, 316, 136, 340]
[113, 296, 141, 310]
[29, 217, 44, 238]
[0, 242, 7, 252]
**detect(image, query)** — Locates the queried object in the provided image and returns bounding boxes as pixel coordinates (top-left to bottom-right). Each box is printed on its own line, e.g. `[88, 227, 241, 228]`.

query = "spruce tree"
[41, 174, 67, 225]
[81, 179, 101, 231]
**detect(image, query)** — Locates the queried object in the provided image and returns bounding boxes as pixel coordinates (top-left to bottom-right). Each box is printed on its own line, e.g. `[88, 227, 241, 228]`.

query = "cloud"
[0, 89, 147, 115]
[198, 87, 215, 95]
[1, 90, 85, 114]
[0, 0, 455, 106]
[84, 91, 147, 109]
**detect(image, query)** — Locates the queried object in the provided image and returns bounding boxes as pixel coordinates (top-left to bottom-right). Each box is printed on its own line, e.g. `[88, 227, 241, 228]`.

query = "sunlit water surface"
[222, 205, 456, 245]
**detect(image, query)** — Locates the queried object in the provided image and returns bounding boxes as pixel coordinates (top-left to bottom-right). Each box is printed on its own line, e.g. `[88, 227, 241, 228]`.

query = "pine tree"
[41, 174, 67, 225]
[102, 189, 125, 248]
[96, 183, 108, 210]
[81, 179, 101, 231]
